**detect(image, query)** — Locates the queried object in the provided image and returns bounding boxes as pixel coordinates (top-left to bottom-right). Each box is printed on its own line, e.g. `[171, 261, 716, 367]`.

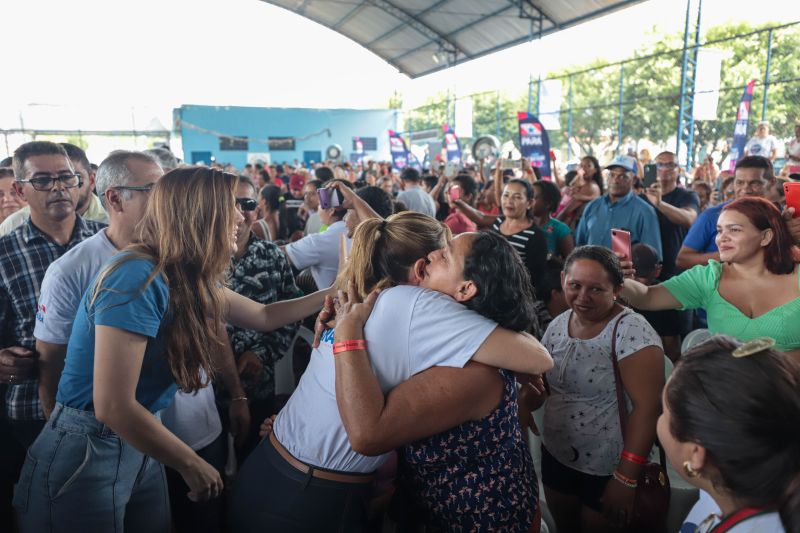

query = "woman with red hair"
[621, 197, 800, 357]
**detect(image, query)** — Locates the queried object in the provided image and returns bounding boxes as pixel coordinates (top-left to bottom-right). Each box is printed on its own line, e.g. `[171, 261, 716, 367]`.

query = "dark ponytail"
[666, 336, 800, 532]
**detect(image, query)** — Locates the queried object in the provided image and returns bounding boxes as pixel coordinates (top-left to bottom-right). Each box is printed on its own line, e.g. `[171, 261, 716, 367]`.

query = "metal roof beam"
[513, 1, 557, 27]
[409, 0, 644, 78]
[365, 0, 451, 47]
[391, 2, 515, 63]
[332, 0, 370, 30]
[296, 0, 312, 16]
[367, 0, 469, 60]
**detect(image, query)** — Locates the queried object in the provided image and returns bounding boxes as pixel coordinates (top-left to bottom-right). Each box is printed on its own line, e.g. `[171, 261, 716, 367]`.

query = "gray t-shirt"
[541, 308, 662, 475]
[34, 229, 221, 450]
[396, 186, 436, 218]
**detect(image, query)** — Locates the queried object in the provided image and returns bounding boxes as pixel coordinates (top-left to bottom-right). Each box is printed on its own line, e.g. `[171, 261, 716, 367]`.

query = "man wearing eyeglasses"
[0, 143, 107, 237]
[642, 152, 700, 280]
[0, 141, 106, 529]
[676, 156, 773, 270]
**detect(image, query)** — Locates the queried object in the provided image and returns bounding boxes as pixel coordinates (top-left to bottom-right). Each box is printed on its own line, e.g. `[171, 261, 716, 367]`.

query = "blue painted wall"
[176, 105, 398, 168]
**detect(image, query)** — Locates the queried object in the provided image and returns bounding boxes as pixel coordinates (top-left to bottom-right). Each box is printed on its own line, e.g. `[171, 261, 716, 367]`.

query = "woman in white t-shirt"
[664, 336, 799, 533]
[229, 212, 552, 533]
[744, 122, 779, 161]
[534, 245, 665, 532]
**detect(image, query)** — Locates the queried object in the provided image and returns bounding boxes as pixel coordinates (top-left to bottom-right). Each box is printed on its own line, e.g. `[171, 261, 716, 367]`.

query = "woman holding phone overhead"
[14, 168, 333, 533]
[621, 197, 800, 357]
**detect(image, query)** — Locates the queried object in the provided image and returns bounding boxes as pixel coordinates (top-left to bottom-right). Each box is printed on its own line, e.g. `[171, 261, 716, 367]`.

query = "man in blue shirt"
[676, 156, 772, 270]
[575, 154, 662, 258]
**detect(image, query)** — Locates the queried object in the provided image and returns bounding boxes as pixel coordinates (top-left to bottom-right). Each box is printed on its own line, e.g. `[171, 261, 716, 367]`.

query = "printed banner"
[728, 79, 756, 172]
[693, 48, 724, 121]
[352, 136, 365, 166]
[442, 124, 462, 165]
[388, 130, 421, 171]
[517, 112, 552, 180]
[539, 79, 562, 131]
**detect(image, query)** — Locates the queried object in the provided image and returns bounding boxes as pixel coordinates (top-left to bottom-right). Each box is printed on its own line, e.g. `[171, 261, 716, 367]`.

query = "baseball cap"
[289, 173, 306, 191]
[605, 155, 638, 176]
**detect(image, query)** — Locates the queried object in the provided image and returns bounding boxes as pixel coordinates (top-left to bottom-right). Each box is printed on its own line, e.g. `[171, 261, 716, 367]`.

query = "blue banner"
[388, 130, 421, 171]
[442, 124, 462, 165]
[517, 112, 552, 180]
[728, 79, 756, 172]
[352, 136, 365, 166]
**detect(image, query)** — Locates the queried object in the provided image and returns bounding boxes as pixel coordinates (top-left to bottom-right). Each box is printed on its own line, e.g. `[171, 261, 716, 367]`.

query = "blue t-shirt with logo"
[57, 254, 177, 413]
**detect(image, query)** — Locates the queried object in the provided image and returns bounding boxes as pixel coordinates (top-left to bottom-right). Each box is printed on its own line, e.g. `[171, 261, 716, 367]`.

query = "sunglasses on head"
[236, 197, 257, 211]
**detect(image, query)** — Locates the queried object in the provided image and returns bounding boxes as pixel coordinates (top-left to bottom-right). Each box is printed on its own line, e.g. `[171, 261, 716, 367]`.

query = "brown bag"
[610, 312, 670, 533]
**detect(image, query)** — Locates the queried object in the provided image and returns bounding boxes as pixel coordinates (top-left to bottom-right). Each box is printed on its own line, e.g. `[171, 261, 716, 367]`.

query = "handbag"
[609, 311, 671, 533]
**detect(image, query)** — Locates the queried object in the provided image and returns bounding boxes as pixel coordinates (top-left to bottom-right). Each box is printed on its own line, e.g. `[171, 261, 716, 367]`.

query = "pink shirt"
[445, 210, 477, 235]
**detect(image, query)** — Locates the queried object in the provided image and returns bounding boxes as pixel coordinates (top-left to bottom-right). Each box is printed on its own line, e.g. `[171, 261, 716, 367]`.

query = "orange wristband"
[333, 340, 367, 355]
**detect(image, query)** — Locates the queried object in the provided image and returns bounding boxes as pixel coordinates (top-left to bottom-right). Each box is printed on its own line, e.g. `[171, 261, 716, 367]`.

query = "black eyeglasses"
[113, 183, 156, 193]
[236, 197, 257, 211]
[17, 173, 82, 191]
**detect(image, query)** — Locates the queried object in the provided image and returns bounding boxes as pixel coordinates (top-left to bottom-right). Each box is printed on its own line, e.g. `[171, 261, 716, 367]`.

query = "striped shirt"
[0, 216, 104, 421]
[491, 217, 548, 294]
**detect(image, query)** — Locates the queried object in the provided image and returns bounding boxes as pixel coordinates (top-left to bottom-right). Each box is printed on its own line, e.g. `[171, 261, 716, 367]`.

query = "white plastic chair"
[274, 325, 315, 396]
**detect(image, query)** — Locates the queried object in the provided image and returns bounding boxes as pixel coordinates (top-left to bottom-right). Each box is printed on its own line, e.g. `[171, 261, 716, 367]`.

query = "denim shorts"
[13, 403, 170, 533]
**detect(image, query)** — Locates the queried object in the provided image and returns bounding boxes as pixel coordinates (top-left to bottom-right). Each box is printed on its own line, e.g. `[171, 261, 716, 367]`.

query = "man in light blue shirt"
[575, 155, 663, 259]
[396, 167, 436, 217]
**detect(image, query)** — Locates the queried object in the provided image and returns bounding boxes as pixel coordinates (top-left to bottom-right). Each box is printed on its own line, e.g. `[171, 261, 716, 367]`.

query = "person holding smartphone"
[444, 174, 478, 235]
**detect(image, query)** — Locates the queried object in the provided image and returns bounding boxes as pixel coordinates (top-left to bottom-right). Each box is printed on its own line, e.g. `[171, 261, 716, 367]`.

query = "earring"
[683, 461, 700, 478]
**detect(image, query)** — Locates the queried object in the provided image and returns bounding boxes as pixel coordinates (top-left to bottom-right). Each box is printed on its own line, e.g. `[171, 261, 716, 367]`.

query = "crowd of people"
[0, 137, 798, 533]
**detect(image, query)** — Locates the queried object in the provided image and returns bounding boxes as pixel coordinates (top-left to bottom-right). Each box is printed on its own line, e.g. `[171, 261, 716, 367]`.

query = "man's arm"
[647, 185, 698, 228]
[675, 245, 719, 270]
[36, 340, 67, 419]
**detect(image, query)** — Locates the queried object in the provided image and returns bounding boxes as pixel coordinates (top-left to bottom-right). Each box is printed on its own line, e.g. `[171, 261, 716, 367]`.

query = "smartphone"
[444, 160, 458, 178]
[449, 185, 461, 201]
[643, 164, 657, 188]
[611, 229, 632, 260]
[501, 160, 522, 170]
[317, 188, 343, 209]
[566, 163, 578, 172]
[784, 182, 800, 218]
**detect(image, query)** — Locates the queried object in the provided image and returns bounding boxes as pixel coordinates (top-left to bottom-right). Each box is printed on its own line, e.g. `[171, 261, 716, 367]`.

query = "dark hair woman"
[557, 156, 603, 229]
[532, 180, 575, 259]
[252, 184, 281, 241]
[663, 336, 800, 533]
[622, 197, 800, 357]
[452, 164, 549, 291]
[230, 207, 552, 532]
[532, 245, 665, 532]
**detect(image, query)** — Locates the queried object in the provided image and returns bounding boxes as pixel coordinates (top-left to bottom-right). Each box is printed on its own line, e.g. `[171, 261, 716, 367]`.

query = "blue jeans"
[13, 403, 170, 533]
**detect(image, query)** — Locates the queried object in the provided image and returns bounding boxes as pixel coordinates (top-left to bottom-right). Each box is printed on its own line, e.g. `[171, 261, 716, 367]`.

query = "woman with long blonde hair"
[14, 167, 332, 533]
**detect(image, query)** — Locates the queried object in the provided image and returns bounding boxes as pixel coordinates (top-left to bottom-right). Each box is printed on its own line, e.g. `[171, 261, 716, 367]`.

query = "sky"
[1, 0, 798, 134]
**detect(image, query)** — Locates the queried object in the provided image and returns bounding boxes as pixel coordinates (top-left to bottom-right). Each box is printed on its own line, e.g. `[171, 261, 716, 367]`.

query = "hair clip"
[732, 337, 775, 358]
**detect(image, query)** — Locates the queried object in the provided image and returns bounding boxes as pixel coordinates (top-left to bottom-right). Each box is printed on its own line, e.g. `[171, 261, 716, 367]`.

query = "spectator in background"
[786, 121, 800, 174]
[691, 180, 712, 212]
[444, 174, 478, 235]
[476, 179, 499, 215]
[0, 141, 105, 530]
[252, 184, 282, 242]
[221, 175, 301, 463]
[314, 165, 334, 183]
[0, 168, 26, 223]
[342, 185, 394, 240]
[302, 179, 323, 235]
[676, 156, 774, 270]
[766, 176, 787, 210]
[421, 174, 449, 221]
[557, 156, 602, 230]
[377, 176, 395, 197]
[744, 121, 779, 160]
[575, 155, 663, 259]
[0, 143, 108, 236]
[531, 257, 569, 336]
[396, 167, 436, 218]
[0, 157, 12, 168]
[643, 151, 700, 280]
[630, 243, 682, 361]
[532, 180, 574, 259]
[282, 179, 353, 290]
[143, 146, 179, 172]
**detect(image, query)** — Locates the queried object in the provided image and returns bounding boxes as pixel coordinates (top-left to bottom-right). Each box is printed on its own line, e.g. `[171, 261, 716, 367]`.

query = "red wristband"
[621, 450, 647, 465]
[333, 340, 368, 355]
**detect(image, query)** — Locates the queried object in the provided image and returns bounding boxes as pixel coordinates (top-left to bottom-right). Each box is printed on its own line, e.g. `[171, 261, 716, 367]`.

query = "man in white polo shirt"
[34, 151, 249, 533]
[283, 179, 354, 290]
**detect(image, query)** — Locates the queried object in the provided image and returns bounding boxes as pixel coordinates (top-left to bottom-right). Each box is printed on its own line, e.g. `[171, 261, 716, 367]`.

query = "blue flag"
[518, 112, 552, 180]
[388, 130, 421, 171]
[728, 79, 756, 172]
[442, 124, 462, 165]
